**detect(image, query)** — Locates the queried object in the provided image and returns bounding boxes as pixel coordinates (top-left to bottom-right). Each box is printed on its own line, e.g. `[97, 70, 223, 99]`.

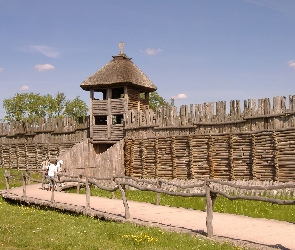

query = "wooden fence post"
[50, 179, 55, 203]
[22, 173, 26, 198]
[86, 177, 90, 211]
[4, 170, 10, 191]
[26, 170, 31, 185]
[156, 179, 162, 205]
[204, 177, 213, 237]
[55, 174, 61, 192]
[77, 174, 82, 194]
[111, 177, 115, 199]
[118, 184, 130, 219]
[42, 171, 46, 190]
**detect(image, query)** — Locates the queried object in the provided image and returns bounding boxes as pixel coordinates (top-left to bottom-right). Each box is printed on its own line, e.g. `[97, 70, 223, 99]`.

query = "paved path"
[1, 184, 295, 250]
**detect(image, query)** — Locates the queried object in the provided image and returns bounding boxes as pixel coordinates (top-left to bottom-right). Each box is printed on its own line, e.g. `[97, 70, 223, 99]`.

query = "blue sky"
[1, 0, 295, 120]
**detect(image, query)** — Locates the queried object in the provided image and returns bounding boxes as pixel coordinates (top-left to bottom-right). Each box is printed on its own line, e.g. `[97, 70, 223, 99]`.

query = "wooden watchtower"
[80, 42, 157, 152]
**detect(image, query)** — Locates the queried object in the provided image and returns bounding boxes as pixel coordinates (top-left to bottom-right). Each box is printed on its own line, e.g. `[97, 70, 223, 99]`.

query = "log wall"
[123, 95, 295, 182]
[0, 117, 89, 170]
[124, 129, 295, 182]
[125, 95, 295, 136]
[1, 94, 295, 182]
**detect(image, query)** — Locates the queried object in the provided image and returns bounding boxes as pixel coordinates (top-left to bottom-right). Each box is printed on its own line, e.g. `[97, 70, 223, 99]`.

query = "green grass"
[0, 168, 42, 190]
[0, 168, 242, 249]
[214, 196, 295, 222]
[0, 197, 239, 250]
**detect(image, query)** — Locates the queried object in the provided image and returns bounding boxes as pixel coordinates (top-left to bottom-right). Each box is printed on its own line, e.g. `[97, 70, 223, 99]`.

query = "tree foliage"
[149, 91, 169, 111]
[3, 92, 88, 122]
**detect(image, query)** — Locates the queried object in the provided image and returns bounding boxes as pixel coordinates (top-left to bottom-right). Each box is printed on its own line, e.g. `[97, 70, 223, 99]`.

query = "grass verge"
[0, 169, 242, 249]
[0, 197, 239, 250]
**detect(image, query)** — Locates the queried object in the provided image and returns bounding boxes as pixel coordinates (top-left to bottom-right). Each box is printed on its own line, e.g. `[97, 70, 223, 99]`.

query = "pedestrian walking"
[47, 159, 58, 191]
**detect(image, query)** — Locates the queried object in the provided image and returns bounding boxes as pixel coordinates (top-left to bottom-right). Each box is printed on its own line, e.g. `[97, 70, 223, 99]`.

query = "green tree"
[64, 96, 88, 119]
[3, 92, 88, 122]
[45, 92, 67, 118]
[149, 91, 169, 111]
[3, 93, 28, 121]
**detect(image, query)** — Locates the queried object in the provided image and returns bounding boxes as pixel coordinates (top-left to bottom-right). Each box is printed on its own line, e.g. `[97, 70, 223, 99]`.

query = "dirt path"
[1, 184, 294, 250]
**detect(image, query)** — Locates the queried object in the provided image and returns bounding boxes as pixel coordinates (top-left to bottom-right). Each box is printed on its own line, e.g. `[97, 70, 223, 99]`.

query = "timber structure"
[1, 43, 295, 182]
[80, 42, 156, 151]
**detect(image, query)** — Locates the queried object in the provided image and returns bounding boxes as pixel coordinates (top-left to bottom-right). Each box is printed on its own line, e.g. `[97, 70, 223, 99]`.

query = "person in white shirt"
[47, 160, 58, 191]
[41, 157, 50, 190]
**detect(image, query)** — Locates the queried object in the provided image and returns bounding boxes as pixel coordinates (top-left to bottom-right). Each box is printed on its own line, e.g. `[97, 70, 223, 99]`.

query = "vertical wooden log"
[124, 86, 128, 113]
[130, 139, 135, 176]
[26, 170, 31, 185]
[51, 179, 55, 203]
[24, 143, 28, 170]
[55, 173, 61, 192]
[188, 135, 194, 179]
[22, 173, 26, 198]
[16, 144, 19, 170]
[0, 144, 3, 169]
[155, 138, 159, 178]
[272, 131, 279, 181]
[141, 139, 146, 178]
[118, 184, 130, 219]
[156, 179, 162, 205]
[4, 170, 10, 191]
[90, 89, 94, 139]
[47, 143, 50, 161]
[86, 177, 90, 210]
[124, 138, 130, 176]
[107, 89, 112, 139]
[111, 177, 115, 199]
[229, 134, 234, 181]
[171, 137, 177, 179]
[251, 134, 257, 180]
[8, 143, 11, 169]
[77, 174, 82, 194]
[42, 171, 46, 190]
[207, 137, 215, 178]
[204, 177, 213, 237]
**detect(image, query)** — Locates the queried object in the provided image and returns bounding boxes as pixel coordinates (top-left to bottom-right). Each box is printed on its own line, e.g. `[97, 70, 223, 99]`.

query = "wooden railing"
[3, 171, 295, 238]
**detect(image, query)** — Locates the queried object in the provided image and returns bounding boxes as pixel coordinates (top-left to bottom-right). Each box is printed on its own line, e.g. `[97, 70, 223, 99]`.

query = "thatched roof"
[80, 53, 157, 92]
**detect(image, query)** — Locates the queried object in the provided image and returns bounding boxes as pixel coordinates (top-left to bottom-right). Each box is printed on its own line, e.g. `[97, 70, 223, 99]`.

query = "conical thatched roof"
[80, 53, 157, 92]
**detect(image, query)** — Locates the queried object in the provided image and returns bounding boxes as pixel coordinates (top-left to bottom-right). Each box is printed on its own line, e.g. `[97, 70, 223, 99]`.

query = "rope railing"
[3, 171, 295, 238]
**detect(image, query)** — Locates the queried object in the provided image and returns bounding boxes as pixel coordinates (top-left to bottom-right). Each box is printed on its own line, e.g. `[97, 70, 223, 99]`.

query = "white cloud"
[288, 60, 295, 69]
[244, 0, 289, 12]
[34, 64, 55, 72]
[140, 48, 163, 56]
[20, 85, 29, 90]
[172, 94, 187, 100]
[0, 68, 4, 72]
[29, 45, 60, 58]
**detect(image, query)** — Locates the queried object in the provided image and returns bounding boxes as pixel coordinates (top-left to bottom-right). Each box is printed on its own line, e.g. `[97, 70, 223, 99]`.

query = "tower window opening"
[94, 90, 106, 100]
[112, 87, 124, 99]
[94, 115, 107, 125]
[112, 114, 124, 125]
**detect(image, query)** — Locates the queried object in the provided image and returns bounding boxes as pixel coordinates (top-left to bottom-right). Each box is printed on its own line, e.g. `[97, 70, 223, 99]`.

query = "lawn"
[0, 168, 242, 249]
